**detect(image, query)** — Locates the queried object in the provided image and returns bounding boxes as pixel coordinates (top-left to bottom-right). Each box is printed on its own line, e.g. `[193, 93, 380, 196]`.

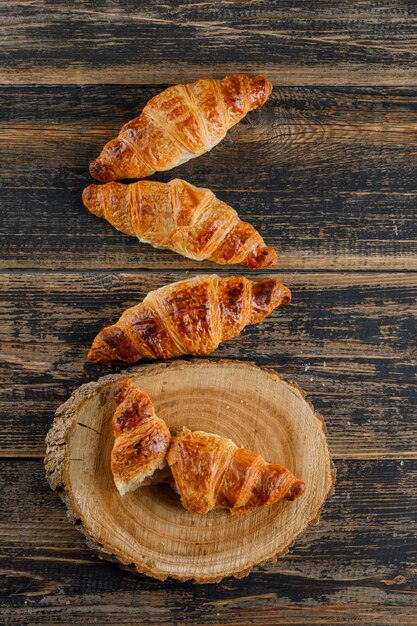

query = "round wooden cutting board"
[45, 359, 335, 583]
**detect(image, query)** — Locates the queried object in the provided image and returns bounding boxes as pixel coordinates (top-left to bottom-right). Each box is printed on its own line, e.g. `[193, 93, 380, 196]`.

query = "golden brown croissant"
[88, 274, 291, 365]
[111, 378, 171, 495]
[89, 74, 272, 182]
[167, 428, 305, 514]
[82, 179, 277, 268]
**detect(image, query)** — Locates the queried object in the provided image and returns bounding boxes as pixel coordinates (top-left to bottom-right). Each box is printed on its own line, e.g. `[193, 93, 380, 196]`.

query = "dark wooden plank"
[2, 2, 417, 85]
[1, 459, 416, 625]
[1, 271, 416, 459]
[5, 85, 417, 129]
[1, 86, 417, 270]
[4, 187, 416, 271]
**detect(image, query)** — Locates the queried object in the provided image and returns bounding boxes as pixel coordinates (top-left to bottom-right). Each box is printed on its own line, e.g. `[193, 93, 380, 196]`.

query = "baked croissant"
[88, 274, 291, 365]
[82, 179, 277, 268]
[111, 378, 171, 495]
[167, 428, 305, 514]
[89, 74, 272, 182]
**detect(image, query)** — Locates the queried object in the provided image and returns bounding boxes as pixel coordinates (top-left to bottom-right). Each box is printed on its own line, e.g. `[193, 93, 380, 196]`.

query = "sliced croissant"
[83, 179, 277, 268]
[111, 378, 171, 495]
[89, 74, 272, 182]
[88, 274, 291, 365]
[167, 428, 305, 514]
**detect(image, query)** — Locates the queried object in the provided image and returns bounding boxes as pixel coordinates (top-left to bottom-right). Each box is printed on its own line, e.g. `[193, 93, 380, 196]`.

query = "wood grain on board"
[44, 361, 334, 582]
[1, 86, 417, 270]
[2, 2, 417, 86]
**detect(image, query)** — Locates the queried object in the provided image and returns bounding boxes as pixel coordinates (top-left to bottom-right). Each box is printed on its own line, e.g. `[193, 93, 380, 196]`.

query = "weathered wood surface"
[1, 86, 417, 270]
[1, 459, 416, 625]
[2, 2, 417, 86]
[2, 1, 417, 623]
[1, 271, 416, 460]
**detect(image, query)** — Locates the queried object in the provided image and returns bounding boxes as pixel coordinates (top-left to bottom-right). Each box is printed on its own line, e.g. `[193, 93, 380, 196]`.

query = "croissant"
[111, 378, 171, 495]
[167, 428, 305, 514]
[82, 179, 277, 268]
[88, 274, 291, 365]
[89, 74, 272, 182]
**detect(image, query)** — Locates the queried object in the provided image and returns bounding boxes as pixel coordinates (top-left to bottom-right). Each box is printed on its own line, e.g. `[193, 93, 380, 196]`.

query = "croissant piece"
[83, 179, 277, 268]
[89, 74, 272, 182]
[88, 274, 291, 365]
[111, 378, 171, 495]
[167, 428, 305, 514]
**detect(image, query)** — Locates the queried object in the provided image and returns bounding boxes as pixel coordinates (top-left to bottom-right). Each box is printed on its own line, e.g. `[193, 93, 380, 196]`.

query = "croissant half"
[88, 275, 291, 365]
[167, 429, 305, 514]
[89, 74, 272, 182]
[111, 378, 171, 495]
[83, 179, 277, 268]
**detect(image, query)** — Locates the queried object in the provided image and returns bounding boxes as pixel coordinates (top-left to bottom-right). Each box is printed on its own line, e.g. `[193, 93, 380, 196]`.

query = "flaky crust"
[83, 179, 277, 268]
[89, 75, 272, 182]
[167, 428, 305, 514]
[88, 275, 291, 365]
[111, 378, 171, 495]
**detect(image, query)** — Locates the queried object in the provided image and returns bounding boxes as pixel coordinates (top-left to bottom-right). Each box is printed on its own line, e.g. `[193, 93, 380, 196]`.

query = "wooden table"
[1, 3, 416, 625]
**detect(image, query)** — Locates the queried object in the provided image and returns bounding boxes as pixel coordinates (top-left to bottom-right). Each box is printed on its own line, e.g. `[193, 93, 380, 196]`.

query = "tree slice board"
[45, 359, 335, 583]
